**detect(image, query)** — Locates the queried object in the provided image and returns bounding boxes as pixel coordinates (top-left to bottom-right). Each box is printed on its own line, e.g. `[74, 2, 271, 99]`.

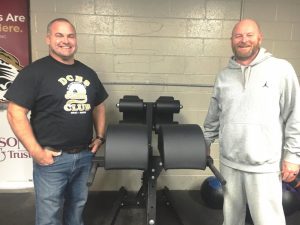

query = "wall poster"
[0, 0, 32, 189]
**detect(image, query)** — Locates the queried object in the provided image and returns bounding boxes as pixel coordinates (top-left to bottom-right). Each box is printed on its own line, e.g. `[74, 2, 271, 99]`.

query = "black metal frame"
[87, 96, 225, 225]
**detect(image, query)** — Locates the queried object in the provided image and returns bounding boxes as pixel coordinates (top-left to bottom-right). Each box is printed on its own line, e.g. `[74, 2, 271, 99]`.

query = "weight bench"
[87, 95, 225, 225]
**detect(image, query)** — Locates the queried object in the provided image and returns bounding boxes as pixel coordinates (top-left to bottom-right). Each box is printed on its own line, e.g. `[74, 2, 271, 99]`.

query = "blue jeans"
[33, 149, 94, 225]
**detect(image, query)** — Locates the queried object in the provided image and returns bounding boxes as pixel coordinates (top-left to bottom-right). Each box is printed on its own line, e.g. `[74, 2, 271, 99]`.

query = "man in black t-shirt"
[5, 18, 108, 225]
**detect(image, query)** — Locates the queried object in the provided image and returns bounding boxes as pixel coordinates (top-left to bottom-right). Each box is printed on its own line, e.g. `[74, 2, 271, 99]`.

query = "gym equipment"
[289, 173, 300, 190]
[158, 124, 207, 170]
[200, 176, 224, 209]
[105, 124, 148, 170]
[88, 95, 226, 225]
[282, 182, 300, 216]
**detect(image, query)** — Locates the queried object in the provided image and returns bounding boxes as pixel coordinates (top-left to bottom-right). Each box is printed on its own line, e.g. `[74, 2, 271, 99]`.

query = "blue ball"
[200, 176, 224, 209]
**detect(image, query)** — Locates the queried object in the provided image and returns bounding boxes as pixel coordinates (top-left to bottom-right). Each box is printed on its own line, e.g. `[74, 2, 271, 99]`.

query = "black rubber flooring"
[0, 190, 299, 225]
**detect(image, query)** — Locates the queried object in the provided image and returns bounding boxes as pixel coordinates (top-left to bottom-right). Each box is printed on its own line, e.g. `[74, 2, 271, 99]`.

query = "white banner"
[0, 108, 33, 189]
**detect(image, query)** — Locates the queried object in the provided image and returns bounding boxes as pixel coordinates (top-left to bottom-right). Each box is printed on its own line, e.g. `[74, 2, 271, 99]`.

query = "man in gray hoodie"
[204, 19, 300, 225]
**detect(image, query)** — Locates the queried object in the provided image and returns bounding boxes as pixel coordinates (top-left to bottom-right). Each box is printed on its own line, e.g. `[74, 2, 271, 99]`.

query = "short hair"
[46, 18, 76, 34]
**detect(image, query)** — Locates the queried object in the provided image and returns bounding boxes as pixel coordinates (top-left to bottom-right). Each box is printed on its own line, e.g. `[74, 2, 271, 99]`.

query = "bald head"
[231, 19, 263, 65]
[232, 19, 262, 37]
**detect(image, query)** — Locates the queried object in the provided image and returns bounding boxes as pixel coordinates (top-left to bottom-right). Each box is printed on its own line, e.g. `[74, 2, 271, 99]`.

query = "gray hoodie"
[204, 48, 300, 173]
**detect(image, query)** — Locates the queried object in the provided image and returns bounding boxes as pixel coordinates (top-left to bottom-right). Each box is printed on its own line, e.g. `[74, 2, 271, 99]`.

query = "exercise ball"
[282, 182, 300, 216]
[289, 174, 300, 191]
[200, 176, 224, 209]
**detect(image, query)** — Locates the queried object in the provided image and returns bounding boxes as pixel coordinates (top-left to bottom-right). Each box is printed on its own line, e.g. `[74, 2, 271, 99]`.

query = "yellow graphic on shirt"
[58, 75, 91, 114]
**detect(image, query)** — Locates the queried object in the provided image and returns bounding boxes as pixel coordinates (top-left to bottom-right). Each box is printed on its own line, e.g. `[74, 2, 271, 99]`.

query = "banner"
[0, 0, 32, 189]
[0, 110, 33, 189]
[0, 0, 31, 100]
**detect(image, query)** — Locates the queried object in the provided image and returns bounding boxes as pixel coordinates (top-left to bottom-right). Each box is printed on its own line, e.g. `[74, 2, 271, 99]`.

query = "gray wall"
[30, 0, 300, 190]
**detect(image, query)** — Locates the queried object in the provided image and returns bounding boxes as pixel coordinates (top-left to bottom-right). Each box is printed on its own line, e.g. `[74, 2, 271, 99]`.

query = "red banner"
[0, 0, 31, 100]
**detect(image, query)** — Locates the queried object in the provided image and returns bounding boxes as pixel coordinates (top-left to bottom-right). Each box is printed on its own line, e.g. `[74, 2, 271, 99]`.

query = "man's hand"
[89, 138, 104, 154]
[281, 160, 300, 182]
[32, 148, 62, 166]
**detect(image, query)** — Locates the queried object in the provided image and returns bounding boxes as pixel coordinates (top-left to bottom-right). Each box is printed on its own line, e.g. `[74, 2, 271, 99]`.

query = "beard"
[232, 43, 260, 62]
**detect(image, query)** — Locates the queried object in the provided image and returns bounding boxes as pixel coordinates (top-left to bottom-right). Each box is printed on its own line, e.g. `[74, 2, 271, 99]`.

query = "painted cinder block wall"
[29, 0, 300, 190]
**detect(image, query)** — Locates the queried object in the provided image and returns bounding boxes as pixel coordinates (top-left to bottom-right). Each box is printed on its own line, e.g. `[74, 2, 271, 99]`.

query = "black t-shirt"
[5, 56, 108, 148]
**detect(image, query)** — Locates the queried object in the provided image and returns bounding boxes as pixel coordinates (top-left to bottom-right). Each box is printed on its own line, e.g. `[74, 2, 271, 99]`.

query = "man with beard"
[203, 19, 300, 225]
[4, 18, 108, 225]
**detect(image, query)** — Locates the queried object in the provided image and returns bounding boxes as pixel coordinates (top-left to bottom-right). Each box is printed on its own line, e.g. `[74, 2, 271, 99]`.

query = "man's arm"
[203, 96, 220, 155]
[6, 101, 60, 165]
[280, 63, 300, 182]
[89, 102, 106, 153]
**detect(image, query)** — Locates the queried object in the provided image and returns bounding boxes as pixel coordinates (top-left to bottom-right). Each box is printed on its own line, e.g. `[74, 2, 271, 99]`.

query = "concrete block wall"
[29, 0, 300, 190]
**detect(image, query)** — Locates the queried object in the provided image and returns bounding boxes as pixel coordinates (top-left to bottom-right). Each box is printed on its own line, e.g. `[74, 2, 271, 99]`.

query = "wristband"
[96, 135, 106, 144]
